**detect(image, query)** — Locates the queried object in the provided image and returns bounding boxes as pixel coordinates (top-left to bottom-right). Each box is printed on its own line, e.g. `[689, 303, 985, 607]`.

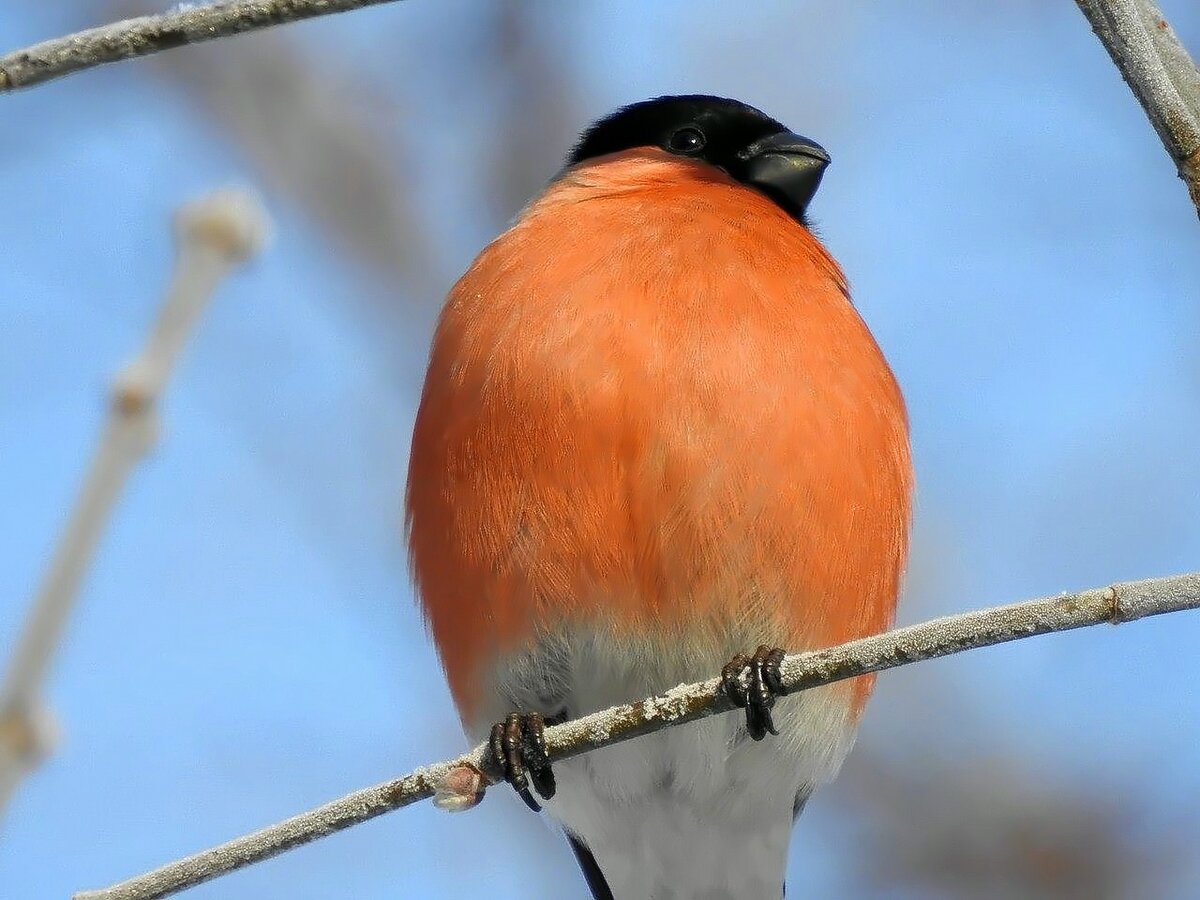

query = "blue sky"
[2, 2, 1199, 897]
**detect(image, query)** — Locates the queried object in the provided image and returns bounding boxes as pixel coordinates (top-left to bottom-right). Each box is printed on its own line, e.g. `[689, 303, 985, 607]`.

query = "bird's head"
[567, 94, 830, 224]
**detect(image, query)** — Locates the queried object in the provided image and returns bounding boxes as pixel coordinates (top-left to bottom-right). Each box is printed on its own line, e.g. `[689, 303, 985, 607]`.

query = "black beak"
[734, 131, 830, 222]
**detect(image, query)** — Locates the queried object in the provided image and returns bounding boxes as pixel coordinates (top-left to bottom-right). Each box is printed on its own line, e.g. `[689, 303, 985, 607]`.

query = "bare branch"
[1075, 0, 1200, 216]
[0, 0, 405, 92]
[73, 572, 1200, 900]
[0, 190, 270, 820]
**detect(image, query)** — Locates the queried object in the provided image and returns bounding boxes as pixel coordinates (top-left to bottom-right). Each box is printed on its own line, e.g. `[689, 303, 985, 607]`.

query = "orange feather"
[407, 148, 912, 720]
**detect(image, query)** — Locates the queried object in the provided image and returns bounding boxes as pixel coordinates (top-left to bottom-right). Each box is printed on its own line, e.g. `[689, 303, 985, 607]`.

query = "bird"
[407, 94, 912, 900]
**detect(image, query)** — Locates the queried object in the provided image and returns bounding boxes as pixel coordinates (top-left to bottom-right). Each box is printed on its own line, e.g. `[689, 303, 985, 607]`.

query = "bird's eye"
[667, 126, 707, 155]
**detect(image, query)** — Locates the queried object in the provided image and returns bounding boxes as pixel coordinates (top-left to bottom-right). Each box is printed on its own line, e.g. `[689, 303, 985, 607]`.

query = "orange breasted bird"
[407, 95, 912, 899]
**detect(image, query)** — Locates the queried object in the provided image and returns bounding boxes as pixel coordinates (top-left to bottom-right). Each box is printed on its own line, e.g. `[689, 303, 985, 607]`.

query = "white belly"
[469, 625, 861, 900]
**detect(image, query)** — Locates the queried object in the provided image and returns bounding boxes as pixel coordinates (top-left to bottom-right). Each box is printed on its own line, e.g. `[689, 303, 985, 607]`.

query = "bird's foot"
[489, 712, 556, 812]
[721, 645, 787, 741]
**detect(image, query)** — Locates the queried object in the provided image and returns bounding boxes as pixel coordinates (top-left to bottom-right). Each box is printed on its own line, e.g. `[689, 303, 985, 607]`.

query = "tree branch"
[0, 190, 269, 821]
[1074, 0, 1200, 217]
[0, 0, 405, 92]
[73, 571, 1200, 900]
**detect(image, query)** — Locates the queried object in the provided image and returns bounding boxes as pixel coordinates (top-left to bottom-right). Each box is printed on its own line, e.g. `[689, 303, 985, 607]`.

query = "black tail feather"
[566, 832, 614, 900]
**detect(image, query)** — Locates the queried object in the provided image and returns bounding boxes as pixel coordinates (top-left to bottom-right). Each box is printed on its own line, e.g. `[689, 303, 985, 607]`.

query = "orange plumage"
[407, 97, 912, 900]
[409, 148, 909, 713]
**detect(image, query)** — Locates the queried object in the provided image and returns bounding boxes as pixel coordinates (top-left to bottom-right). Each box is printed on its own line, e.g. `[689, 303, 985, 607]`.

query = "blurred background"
[3, 2, 1199, 897]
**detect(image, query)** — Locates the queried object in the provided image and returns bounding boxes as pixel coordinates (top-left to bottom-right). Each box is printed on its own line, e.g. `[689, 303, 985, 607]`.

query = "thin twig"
[73, 571, 1200, 900]
[0, 190, 270, 820]
[1074, 0, 1200, 217]
[0, 0, 405, 92]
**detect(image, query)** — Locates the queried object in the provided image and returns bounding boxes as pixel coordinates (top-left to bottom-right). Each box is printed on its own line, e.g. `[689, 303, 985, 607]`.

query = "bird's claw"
[489, 712, 556, 812]
[721, 645, 787, 741]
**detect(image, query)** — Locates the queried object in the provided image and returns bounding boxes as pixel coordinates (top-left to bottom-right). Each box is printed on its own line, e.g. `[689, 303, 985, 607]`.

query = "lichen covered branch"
[74, 572, 1200, 900]
[1075, 0, 1200, 216]
[0, 0, 403, 92]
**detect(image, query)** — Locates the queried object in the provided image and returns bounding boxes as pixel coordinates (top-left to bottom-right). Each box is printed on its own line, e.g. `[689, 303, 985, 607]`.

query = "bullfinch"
[407, 95, 912, 900]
